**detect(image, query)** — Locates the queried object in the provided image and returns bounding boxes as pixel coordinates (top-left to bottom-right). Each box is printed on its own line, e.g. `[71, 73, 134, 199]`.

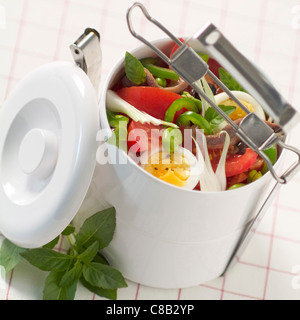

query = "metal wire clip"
[70, 28, 102, 93]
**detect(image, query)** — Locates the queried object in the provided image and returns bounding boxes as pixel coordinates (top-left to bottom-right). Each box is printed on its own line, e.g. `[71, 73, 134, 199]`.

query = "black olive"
[189, 88, 200, 100]
[189, 84, 216, 100]
[208, 83, 217, 95]
[236, 141, 247, 154]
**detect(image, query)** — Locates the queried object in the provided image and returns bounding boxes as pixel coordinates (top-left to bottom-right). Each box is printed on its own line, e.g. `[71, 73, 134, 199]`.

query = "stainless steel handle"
[192, 22, 300, 133]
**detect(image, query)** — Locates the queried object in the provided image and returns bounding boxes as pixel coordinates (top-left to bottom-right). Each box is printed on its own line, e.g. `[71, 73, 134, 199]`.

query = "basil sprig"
[125, 51, 146, 85]
[204, 105, 236, 131]
[219, 68, 246, 92]
[0, 207, 127, 300]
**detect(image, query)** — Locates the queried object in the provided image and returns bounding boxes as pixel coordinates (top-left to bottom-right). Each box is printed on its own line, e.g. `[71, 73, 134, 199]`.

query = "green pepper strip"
[176, 111, 213, 135]
[162, 127, 183, 153]
[164, 98, 199, 124]
[140, 57, 179, 80]
[261, 144, 277, 174]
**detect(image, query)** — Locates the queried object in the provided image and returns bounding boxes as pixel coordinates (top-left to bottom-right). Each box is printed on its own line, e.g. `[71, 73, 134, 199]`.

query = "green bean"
[228, 183, 245, 190]
[106, 110, 129, 151]
[155, 77, 167, 87]
[107, 110, 129, 128]
[164, 98, 199, 124]
[176, 111, 213, 135]
[247, 170, 262, 183]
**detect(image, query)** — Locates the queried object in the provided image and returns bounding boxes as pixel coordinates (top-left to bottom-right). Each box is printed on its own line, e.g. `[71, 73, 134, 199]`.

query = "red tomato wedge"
[212, 148, 258, 178]
[127, 120, 163, 153]
[169, 38, 185, 58]
[207, 58, 223, 79]
[117, 87, 181, 121]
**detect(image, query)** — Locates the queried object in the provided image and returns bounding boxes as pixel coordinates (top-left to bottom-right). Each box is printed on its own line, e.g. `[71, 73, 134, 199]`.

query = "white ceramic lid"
[0, 61, 99, 248]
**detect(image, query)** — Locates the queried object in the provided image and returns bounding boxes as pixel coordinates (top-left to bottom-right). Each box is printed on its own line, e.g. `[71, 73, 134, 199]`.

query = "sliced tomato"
[225, 149, 258, 177]
[212, 148, 258, 178]
[117, 87, 181, 121]
[127, 120, 163, 153]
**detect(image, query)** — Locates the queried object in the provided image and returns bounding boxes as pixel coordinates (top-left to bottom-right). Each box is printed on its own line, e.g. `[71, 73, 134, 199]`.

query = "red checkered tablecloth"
[1, 0, 300, 300]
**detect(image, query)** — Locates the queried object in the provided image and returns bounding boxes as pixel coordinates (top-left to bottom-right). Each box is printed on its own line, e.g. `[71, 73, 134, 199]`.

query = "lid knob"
[18, 128, 58, 179]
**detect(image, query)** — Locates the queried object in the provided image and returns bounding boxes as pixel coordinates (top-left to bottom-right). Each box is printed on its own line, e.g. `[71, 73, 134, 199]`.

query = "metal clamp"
[70, 28, 102, 93]
[126, 2, 300, 185]
[193, 22, 300, 133]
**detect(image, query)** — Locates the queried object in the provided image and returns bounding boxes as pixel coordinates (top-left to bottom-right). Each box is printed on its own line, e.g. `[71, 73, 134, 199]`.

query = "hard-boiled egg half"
[215, 90, 265, 125]
[139, 146, 200, 190]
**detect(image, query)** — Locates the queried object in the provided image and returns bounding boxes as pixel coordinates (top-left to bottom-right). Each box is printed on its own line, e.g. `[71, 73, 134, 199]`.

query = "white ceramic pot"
[95, 39, 281, 288]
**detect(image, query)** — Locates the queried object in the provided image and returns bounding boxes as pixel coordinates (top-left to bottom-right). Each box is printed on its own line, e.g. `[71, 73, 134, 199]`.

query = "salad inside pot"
[105, 40, 282, 192]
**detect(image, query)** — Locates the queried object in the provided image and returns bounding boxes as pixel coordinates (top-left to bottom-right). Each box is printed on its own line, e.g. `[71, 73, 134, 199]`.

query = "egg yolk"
[143, 151, 190, 187]
[221, 99, 254, 121]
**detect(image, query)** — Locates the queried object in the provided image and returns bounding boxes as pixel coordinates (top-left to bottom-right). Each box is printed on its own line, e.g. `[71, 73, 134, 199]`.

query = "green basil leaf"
[20, 248, 73, 271]
[125, 51, 146, 85]
[0, 239, 27, 273]
[82, 262, 127, 290]
[76, 207, 116, 249]
[92, 252, 109, 265]
[80, 277, 117, 300]
[59, 260, 82, 288]
[219, 68, 246, 92]
[78, 240, 99, 264]
[43, 270, 77, 300]
[204, 105, 236, 130]
[61, 225, 75, 236]
[42, 236, 60, 249]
